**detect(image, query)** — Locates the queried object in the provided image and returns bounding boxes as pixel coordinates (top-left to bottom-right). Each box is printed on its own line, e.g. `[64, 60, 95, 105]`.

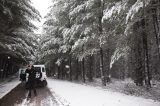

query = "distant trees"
[40, 0, 160, 87]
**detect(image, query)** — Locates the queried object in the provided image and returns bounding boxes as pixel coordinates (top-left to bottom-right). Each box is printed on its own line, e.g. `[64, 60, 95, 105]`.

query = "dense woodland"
[0, 0, 40, 80]
[0, 0, 160, 89]
[39, 0, 160, 87]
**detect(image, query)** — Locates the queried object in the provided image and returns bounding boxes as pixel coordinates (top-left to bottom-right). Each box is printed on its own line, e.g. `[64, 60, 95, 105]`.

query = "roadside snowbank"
[0, 78, 21, 99]
[48, 78, 160, 106]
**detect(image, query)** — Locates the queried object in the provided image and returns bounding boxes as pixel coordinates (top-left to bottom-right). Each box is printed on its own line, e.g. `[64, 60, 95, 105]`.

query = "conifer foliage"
[40, 0, 160, 87]
[0, 0, 40, 79]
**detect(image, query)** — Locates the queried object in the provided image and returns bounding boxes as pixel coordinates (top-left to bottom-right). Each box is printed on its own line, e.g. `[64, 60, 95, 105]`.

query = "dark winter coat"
[25, 68, 36, 81]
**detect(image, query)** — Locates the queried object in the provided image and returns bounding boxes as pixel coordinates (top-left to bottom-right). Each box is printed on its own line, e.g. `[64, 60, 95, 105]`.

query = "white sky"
[31, 0, 52, 34]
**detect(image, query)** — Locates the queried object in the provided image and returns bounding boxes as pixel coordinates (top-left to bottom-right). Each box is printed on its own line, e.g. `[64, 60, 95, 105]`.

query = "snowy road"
[1, 78, 160, 106]
[48, 78, 160, 106]
[0, 83, 62, 106]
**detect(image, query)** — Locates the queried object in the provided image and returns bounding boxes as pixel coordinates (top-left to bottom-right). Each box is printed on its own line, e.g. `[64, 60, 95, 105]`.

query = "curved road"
[0, 83, 61, 106]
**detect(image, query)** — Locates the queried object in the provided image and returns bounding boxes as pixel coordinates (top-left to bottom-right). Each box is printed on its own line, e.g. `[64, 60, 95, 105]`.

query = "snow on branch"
[103, 0, 128, 21]
[69, 3, 86, 18]
[126, 0, 151, 24]
[110, 46, 130, 68]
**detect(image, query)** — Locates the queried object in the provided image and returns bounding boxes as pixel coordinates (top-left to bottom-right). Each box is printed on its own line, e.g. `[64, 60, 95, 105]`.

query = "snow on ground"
[0, 77, 21, 99]
[48, 78, 160, 106]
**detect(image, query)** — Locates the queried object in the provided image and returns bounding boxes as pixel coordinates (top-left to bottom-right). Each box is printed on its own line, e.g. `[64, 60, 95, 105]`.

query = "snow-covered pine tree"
[0, 0, 40, 79]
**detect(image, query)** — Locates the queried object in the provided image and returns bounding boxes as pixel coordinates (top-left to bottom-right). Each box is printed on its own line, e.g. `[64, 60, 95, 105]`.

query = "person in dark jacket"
[26, 65, 37, 97]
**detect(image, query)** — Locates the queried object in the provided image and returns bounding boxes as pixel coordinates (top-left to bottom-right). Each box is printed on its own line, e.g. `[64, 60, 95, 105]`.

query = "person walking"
[26, 65, 37, 97]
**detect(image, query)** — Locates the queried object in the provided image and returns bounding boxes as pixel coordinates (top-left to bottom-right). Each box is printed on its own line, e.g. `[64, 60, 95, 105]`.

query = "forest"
[1, 0, 160, 89]
[0, 0, 40, 80]
[39, 0, 160, 88]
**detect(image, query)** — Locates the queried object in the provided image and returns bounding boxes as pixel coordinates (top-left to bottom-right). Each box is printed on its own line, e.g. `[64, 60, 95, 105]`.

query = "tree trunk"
[75, 59, 79, 80]
[82, 44, 85, 83]
[82, 58, 85, 82]
[106, 48, 111, 82]
[132, 22, 144, 86]
[88, 55, 93, 82]
[152, 8, 160, 60]
[100, 47, 106, 85]
[69, 55, 72, 81]
[142, 31, 151, 87]
[57, 66, 60, 79]
[143, 0, 151, 88]
[99, 0, 106, 86]
[61, 60, 65, 79]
